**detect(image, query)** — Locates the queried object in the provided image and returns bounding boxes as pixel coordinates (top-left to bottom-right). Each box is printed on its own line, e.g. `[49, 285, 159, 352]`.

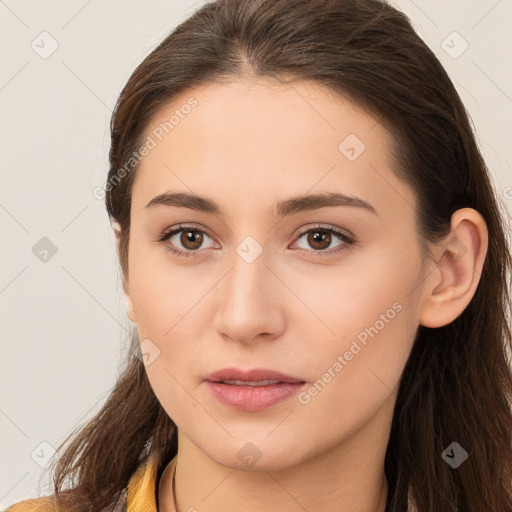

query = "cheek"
[127, 241, 196, 331]
[294, 301, 415, 445]
[295, 248, 420, 405]
[288, 245, 418, 344]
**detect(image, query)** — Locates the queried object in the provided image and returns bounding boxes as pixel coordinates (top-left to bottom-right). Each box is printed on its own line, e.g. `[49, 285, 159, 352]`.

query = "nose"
[212, 248, 286, 345]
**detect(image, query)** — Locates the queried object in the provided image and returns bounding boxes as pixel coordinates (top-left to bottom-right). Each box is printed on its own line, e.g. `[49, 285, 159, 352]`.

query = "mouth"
[204, 367, 305, 385]
[204, 368, 306, 411]
[212, 379, 287, 386]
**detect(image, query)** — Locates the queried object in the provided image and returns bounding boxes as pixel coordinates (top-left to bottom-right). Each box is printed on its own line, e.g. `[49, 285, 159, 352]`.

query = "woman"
[6, 0, 512, 511]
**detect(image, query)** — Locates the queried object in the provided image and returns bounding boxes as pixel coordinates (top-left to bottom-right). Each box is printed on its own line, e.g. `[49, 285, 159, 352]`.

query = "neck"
[159, 397, 394, 512]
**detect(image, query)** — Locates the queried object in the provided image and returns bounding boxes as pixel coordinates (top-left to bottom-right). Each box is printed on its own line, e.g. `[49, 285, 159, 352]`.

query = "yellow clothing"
[3, 454, 160, 512]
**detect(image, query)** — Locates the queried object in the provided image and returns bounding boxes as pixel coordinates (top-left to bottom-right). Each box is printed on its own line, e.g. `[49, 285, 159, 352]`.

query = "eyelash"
[155, 223, 356, 259]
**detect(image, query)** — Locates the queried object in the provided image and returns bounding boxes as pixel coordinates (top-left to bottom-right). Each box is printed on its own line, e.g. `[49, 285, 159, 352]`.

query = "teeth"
[221, 379, 281, 386]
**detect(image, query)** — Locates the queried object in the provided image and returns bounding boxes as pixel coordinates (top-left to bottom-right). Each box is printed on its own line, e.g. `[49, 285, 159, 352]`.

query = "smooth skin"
[116, 77, 488, 512]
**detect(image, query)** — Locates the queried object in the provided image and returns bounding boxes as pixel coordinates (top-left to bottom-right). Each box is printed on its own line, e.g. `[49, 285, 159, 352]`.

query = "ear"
[419, 208, 489, 328]
[113, 222, 137, 324]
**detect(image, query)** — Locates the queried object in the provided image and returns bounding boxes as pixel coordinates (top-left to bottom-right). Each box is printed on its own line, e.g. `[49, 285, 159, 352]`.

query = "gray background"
[1, 0, 511, 507]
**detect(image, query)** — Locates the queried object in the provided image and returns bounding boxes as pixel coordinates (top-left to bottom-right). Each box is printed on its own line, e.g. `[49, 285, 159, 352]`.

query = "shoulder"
[3, 495, 59, 512]
[3, 492, 128, 512]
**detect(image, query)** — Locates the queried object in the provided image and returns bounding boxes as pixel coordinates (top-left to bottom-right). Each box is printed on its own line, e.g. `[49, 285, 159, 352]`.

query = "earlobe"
[124, 286, 137, 324]
[419, 208, 488, 328]
[113, 221, 122, 251]
[113, 221, 137, 324]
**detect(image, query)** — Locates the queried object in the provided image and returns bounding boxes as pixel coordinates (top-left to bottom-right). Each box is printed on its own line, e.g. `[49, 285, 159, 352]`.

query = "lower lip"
[204, 381, 305, 411]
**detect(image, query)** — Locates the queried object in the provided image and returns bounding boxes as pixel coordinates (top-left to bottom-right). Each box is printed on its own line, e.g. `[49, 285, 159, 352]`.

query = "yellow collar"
[126, 454, 161, 512]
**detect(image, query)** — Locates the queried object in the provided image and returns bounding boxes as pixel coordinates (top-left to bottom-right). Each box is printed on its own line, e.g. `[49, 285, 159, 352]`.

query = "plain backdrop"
[1, 0, 511, 507]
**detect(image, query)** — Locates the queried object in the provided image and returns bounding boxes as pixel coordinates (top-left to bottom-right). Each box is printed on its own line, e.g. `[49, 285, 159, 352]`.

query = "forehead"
[131, 77, 416, 222]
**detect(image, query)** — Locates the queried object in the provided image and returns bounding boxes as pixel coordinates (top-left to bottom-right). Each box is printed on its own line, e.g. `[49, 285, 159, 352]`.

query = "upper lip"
[205, 367, 305, 384]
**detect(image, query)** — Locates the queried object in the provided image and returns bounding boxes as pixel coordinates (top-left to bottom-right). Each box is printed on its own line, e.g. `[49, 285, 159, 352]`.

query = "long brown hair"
[36, 0, 512, 510]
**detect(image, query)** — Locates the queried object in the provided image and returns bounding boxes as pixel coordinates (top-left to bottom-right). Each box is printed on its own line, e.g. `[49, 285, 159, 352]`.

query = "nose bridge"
[213, 237, 284, 340]
[224, 239, 272, 308]
[222, 222, 272, 293]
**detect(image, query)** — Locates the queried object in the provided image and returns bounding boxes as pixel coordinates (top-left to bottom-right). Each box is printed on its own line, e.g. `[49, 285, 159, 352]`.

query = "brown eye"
[157, 225, 216, 257]
[292, 225, 355, 257]
[307, 230, 332, 251]
[179, 229, 204, 250]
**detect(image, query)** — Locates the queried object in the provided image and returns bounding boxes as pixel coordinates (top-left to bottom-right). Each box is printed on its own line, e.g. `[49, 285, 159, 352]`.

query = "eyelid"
[293, 223, 355, 240]
[157, 222, 211, 239]
[156, 222, 354, 241]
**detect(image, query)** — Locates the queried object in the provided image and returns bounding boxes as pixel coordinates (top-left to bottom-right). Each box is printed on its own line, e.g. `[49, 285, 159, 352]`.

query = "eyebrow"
[145, 191, 378, 217]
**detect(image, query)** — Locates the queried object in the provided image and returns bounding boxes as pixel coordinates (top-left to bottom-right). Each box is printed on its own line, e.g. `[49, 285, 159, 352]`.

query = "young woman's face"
[124, 77, 428, 470]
